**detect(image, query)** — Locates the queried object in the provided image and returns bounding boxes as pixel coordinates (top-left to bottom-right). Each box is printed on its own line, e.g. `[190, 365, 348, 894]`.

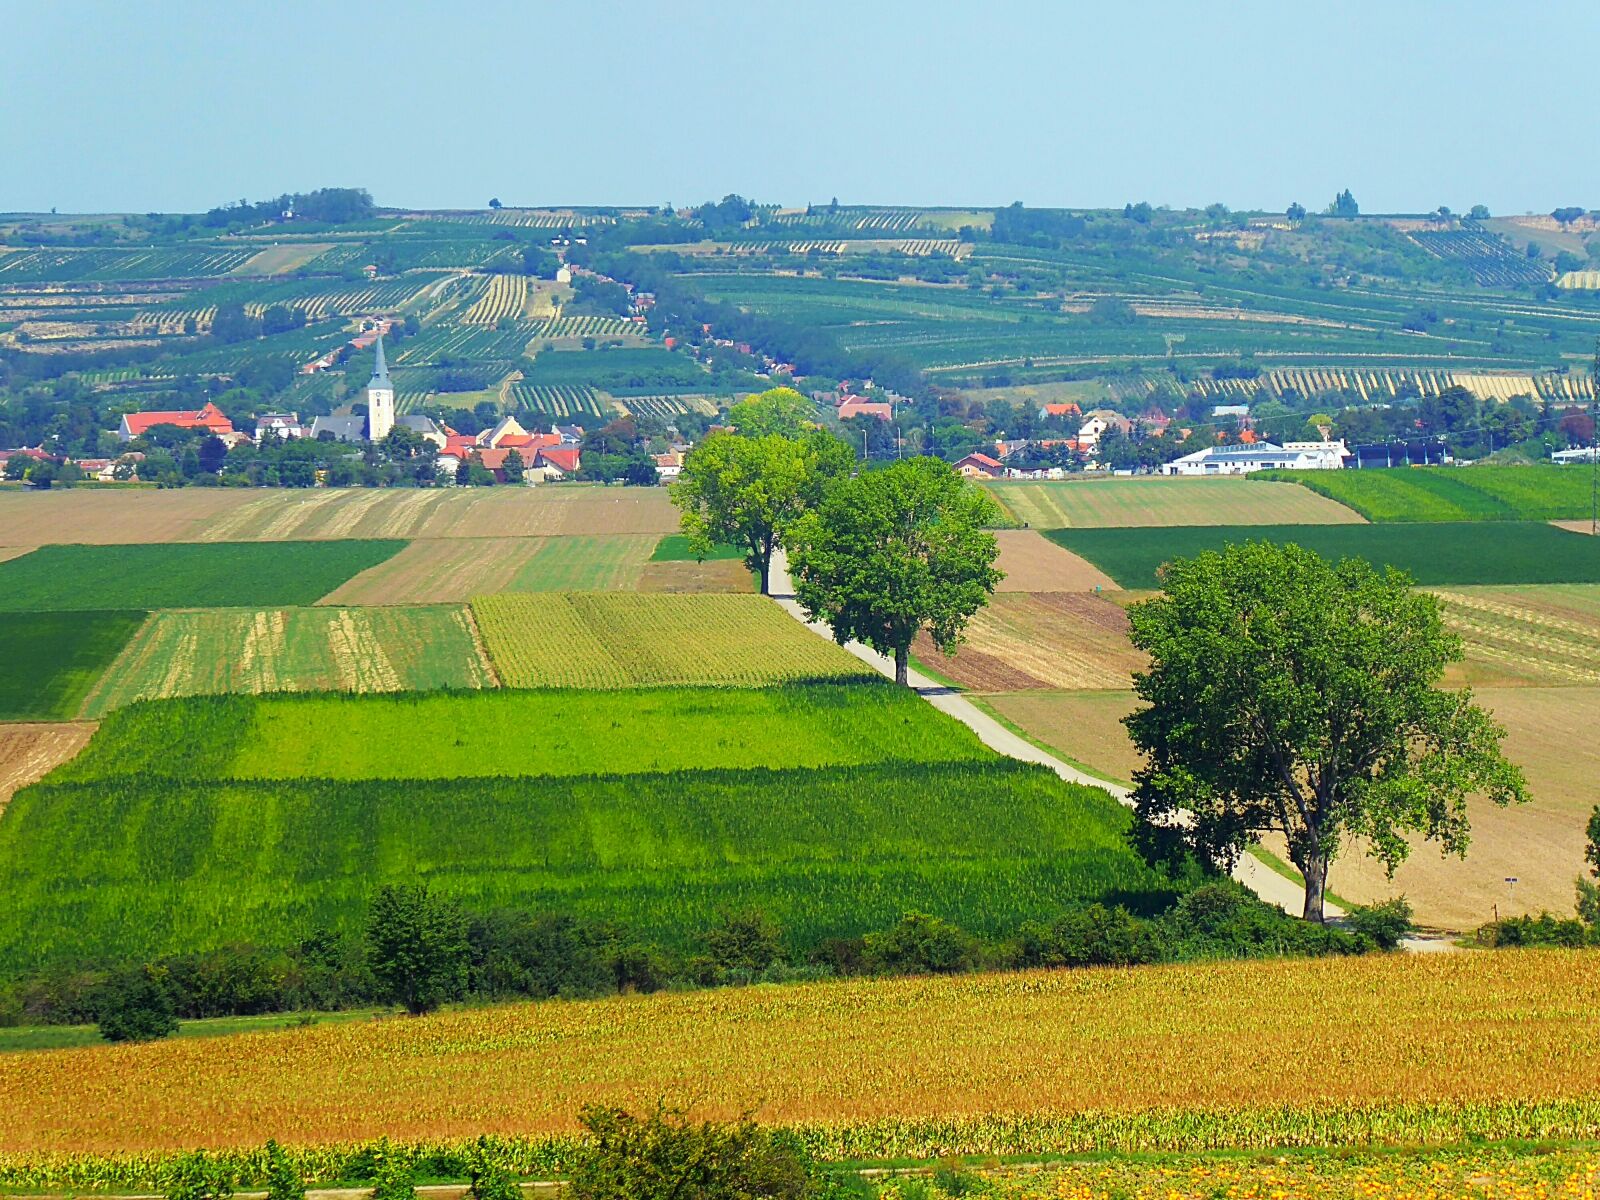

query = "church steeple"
[370, 333, 391, 388]
[366, 332, 395, 442]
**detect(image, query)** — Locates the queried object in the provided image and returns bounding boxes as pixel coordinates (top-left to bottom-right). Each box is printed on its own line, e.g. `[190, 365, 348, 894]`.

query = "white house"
[1281, 439, 1349, 469]
[1162, 441, 1340, 476]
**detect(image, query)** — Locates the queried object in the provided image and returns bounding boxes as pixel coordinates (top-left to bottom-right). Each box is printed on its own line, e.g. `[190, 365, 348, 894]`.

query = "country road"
[767, 550, 1452, 953]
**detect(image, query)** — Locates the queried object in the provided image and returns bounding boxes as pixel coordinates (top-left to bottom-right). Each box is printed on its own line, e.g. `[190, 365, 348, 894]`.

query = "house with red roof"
[953, 452, 1004, 479]
[838, 399, 892, 422]
[1039, 402, 1081, 420]
[118, 402, 234, 442]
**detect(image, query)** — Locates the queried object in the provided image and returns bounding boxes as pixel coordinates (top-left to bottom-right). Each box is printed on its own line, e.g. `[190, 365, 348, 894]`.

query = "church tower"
[366, 333, 395, 442]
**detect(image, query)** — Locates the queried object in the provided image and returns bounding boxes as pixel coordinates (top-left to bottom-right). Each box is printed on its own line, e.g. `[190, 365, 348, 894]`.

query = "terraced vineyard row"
[461, 273, 527, 324]
[1189, 367, 1596, 403]
[1409, 228, 1552, 286]
[527, 314, 642, 342]
[397, 320, 537, 364]
[620, 393, 720, 419]
[507, 383, 616, 417]
[0, 246, 255, 282]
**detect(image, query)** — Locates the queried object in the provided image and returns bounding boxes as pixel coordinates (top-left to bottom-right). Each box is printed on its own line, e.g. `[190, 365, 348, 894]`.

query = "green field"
[0, 690, 1154, 968]
[0, 541, 405, 611]
[983, 477, 1364, 529]
[503, 534, 656, 589]
[1047, 522, 1600, 588]
[473, 593, 874, 686]
[61, 685, 988, 782]
[651, 534, 745, 561]
[78, 605, 495, 717]
[0, 611, 147, 721]
[1259, 466, 1600, 522]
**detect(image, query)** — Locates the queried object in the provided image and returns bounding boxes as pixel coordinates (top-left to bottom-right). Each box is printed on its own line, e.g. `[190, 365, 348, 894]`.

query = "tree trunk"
[757, 551, 770, 596]
[1299, 850, 1330, 923]
[894, 644, 909, 686]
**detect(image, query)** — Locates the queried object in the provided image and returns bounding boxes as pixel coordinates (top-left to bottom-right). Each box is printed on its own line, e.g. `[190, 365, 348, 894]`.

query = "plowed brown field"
[0, 723, 94, 815]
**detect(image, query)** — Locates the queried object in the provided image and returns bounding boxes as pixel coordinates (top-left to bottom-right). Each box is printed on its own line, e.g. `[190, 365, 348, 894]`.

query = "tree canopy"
[1124, 541, 1527, 921]
[788, 457, 1003, 685]
[670, 428, 852, 594]
[364, 884, 470, 1015]
[726, 387, 817, 438]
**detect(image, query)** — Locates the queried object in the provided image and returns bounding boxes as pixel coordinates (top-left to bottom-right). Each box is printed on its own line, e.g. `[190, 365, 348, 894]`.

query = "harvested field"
[0, 724, 93, 816]
[474, 593, 874, 687]
[0, 545, 35, 564]
[317, 538, 551, 604]
[4, 949, 1598, 1154]
[914, 593, 1143, 691]
[80, 606, 494, 716]
[992, 529, 1115, 591]
[1323, 685, 1600, 929]
[636, 559, 755, 592]
[1436, 584, 1600, 686]
[985, 690, 1143, 783]
[984, 477, 1363, 529]
[0, 487, 678, 546]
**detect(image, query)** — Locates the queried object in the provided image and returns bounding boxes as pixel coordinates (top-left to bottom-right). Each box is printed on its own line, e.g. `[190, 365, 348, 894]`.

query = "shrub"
[864, 912, 980, 975]
[466, 1139, 521, 1200]
[263, 1140, 305, 1200]
[703, 908, 784, 976]
[1478, 913, 1595, 948]
[166, 1151, 233, 1200]
[371, 1155, 417, 1200]
[569, 1104, 817, 1200]
[1011, 904, 1161, 968]
[97, 966, 178, 1043]
[365, 885, 470, 1015]
[1345, 898, 1415, 950]
[1161, 882, 1363, 960]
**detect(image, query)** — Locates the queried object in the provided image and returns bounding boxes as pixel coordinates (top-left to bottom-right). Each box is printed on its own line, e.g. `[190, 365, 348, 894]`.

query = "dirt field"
[985, 690, 1143, 782]
[992, 530, 1115, 591]
[0, 545, 36, 564]
[80, 606, 495, 715]
[991, 683, 1599, 932]
[0, 723, 94, 815]
[636, 558, 754, 592]
[985, 477, 1364, 529]
[0, 487, 679, 545]
[914, 593, 1144, 690]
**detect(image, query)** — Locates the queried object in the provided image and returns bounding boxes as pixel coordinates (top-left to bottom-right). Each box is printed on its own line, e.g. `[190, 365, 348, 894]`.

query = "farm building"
[117, 402, 235, 442]
[839, 399, 892, 421]
[1162, 441, 1343, 476]
[954, 452, 1005, 479]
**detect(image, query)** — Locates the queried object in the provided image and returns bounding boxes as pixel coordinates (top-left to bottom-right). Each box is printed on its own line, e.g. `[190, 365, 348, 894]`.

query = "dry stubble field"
[990, 530, 1114, 590]
[0, 724, 95, 815]
[914, 593, 1142, 690]
[3, 950, 1597, 1155]
[0, 486, 679, 546]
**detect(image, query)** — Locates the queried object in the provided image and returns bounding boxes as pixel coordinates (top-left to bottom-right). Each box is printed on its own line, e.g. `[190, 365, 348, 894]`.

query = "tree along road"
[769, 550, 1453, 953]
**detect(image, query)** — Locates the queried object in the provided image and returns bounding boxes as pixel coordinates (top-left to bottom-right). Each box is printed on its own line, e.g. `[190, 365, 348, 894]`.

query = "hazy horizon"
[6, 0, 1597, 216]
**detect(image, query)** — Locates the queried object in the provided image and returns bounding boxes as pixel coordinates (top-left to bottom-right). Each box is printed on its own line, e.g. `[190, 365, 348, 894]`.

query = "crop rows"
[0, 247, 255, 282]
[508, 383, 616, 417]
[126, 305, 215, 334]
[429, 210, 618, 228]
[618, 393, 720, 419]
[1558, 270, 1600, 290]
[461, 273, 527, 324]
[527, 315, 642, 342]
[1264, 465, 1600, 523]
[1, 950, 1597, 1169]
[471, 592, 875, 687]
[291, 277, 434, 318]
[1184, 366, 1595, 403]
[397, 320, 535, 364]
[1409, 229, 1551, 286]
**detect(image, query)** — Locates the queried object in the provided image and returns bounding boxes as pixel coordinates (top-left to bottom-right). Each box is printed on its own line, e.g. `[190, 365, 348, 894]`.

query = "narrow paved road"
[767, 551, 1328, 917]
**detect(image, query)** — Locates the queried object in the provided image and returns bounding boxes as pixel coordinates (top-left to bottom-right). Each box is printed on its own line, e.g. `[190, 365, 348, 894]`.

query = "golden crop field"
[991, 530, 1115, 591]
[0, 487, 681, 545]
[1437, 584, 1600, 686]
[79, 605, 495, 715]
[914, 593, 1143, 691]
[3, 950, 1598, 1159]
[0, 723, 95, 815]
[473, 593, 873, 687]
[984, 477, 1364, 529]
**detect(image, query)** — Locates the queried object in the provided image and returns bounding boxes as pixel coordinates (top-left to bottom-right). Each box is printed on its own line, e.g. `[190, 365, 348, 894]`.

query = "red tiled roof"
[839, 400, 892, 420]
[536, 446, 581, 472]
[1042, 403, 1081, 416]
[121, 402, 234, 438]
[960, 453, 1003, 469]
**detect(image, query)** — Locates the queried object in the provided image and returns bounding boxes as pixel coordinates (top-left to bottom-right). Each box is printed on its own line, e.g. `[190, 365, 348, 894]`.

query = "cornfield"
[2, 951, 1598, 1176]
[471, 592, 875, 687]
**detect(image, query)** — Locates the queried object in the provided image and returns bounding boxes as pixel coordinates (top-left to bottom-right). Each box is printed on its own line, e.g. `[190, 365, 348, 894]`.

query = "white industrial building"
[1162, 440, 1346, 476]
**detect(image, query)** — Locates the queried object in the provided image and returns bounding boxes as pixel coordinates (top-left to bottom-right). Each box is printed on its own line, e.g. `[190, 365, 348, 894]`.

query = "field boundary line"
[461, 602, 501, 688]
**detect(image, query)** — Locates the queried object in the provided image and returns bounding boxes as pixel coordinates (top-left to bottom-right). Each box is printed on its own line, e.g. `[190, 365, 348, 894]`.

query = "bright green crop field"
[651, 534, 745, 561]
[1258, 466, 1600, 522]
[0, 611, 147, 721]
[0, 541, 405, 611]
[59, 685, 989, 781]
[0, 759, 1156, 969]
[1047, 522, 1600, 588]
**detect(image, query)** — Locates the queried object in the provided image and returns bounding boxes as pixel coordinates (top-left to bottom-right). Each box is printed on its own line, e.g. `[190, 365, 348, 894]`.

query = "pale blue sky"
[4, 0, 1596, 216]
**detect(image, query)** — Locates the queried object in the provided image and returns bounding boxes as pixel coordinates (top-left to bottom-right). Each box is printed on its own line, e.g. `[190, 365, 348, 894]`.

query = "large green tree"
[725, 387, 817, 438]
[671, 429, 852, 594]
[1124, 541, 1527, 922]
[787, 457, 1002, 685]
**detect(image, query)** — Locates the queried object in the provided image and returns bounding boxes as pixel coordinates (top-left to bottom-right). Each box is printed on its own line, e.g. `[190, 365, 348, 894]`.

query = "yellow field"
[915, 594, 1143, 691]
[1437, 584, 1600, 686]
[4, 950, 1597, 1155]
[984, 477, 1364, 529]
[232, 244, 334, 275]
[992, 530, 1114, 591]
[0, 488, 680, 545]
[473, 593, 873, 687]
